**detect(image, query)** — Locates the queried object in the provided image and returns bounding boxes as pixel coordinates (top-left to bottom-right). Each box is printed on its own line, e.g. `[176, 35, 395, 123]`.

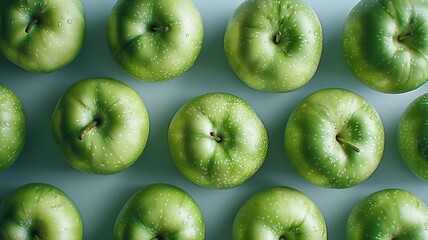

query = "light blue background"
[1, 0, 428, 239]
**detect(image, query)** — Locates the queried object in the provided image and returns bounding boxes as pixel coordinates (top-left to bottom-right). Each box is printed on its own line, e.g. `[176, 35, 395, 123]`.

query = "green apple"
[0, 84, 25, 171]
[107, 0, 204, 81]
[168, 92, 268, 189]
[398, 93, 428, 181]
[233, 186, 327, 240]
[52, 77, 150, 174]
[224, 0, 323, 92]
[0, 0, 86, 73]
[114, 183, 205, 240]
[343, 0, 428, 93]
[284, 88, 385, 188]
[0, 183, 83, 240]
[347, 188, 428, 239]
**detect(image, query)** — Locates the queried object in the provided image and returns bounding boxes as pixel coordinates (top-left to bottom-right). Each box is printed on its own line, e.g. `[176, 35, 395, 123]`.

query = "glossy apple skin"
[224, 0, 323, 92]
[347, 188, 428, 239]
[0, 84, 25, 171]
[284, 88, 385, 188]
[398, 93, 428, 181]
[52, 77, 150, 174]
[107, 0, 204, 81]
[0, 183, 83, 240]
[0, 0, 86, 73]
[114, 183, 205, 240]
[168, 92, 268, 189]
[343, 0, 428, 93]
[233, 186, 327, 240]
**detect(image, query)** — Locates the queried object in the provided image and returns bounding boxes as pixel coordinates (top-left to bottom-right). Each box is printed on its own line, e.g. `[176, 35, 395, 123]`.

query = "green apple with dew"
[0, 84, 25, 171]
[107, 0, 204, 81]
[284, 88, 385, 188]
[224, 0, 323, 92]
[168, 92, 268, 189]
[114, 183, 205, 240]
[398, 93, 428, 181]
[0, 0, 86, 73]
[0, 183, 83, 240]
[347, 188, 428, 239]
[233, 186, 327, 240]
[343, 0, 428, 93]
[52, 77, 149, 174]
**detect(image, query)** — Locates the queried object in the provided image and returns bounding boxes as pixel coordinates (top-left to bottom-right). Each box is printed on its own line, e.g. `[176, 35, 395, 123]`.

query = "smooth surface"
[1, 0, 428, 239]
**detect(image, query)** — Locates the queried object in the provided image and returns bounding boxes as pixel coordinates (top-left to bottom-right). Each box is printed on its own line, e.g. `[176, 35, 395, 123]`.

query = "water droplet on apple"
[3, 121, 10, 127]
[58, 22, 62, 27]
[186, 33, 190, 37]
[67, 19, 72, 24]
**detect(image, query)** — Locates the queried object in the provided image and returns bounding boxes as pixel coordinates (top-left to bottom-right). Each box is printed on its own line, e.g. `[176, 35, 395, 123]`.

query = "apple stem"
[25, 18, 39, 33]
[274, 31, 282, 44]
[78, 121, 98, 141]
[336, 135, 360, 153]
[398, 32, 413, 42]
[210, 132, 222, 142]
[151, 25, 170, 32]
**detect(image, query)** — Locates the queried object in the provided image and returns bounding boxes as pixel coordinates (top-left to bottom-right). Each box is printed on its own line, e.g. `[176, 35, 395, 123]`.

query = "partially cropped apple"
[168, 92, 268, 189]
[398, 93, 428, 181]
[224, 0, 323, 92]
[0, 183, 83, 240]
[233, 186, 327, 240]
[52, 77, 150, 174]
[347, 188, 428, 239]
[114, 183, 205, 240]
[343, 0, 428, 93]
[284, 88, 385, 188]
[0, 84, 25, 171]
[0, 0, 86, 73]
[107, 0, 204, 81]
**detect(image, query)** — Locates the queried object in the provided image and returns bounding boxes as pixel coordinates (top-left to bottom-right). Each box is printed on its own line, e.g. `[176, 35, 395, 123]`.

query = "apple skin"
[0, 84, 25, 171]
[114, 183, 205, 240]
[233, 186, 327, 240]
[343, 0, 428, 93]
[0, 0, 86, 73]
[168, 92, 268, 189]
[224, 0, 323, 92]
[347, 188, 428, 239]
[284, 88, 385, 188]
[0, 183, 83, 240]
[107, 0, 204, 81]
[398, 93, 428, 181]
[52, 77, 150, 174]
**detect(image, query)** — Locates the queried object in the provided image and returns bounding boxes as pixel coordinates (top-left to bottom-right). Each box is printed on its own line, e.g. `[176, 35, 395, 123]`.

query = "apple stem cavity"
[274, 31, 282, 44]
[25, 18, 39, 33]
[210, 132, 222, 142]
[78, 120, 98, 141]
[31, 229, 43, 240]
[336, 135, 360, 153]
